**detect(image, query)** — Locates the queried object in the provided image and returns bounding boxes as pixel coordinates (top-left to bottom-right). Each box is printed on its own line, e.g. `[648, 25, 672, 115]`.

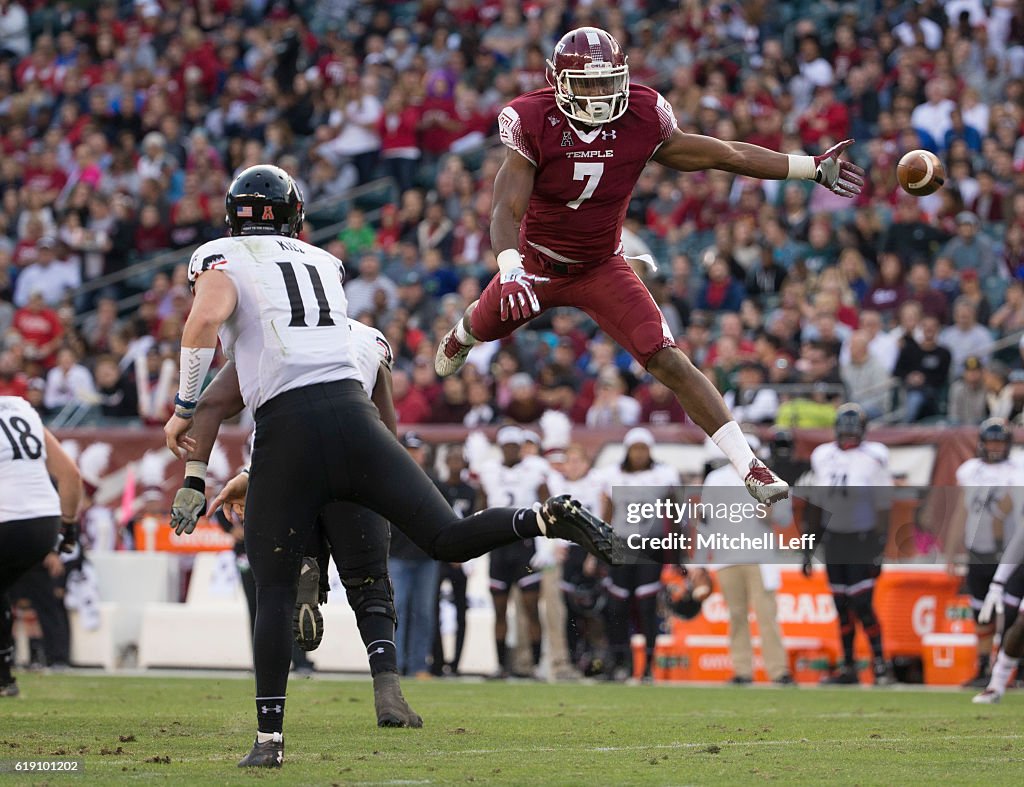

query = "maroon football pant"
[470, 249, 676, 367]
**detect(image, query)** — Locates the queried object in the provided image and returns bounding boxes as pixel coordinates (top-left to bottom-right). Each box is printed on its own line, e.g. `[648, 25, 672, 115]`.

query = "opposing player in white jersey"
[946, 418, 1023, 689]
[169, 317, 422, 728]
[162, 165, 618, 768]
[973, 470, 1024, 703]
[601, 428, 681, 681]
[547, 443, 609, 675]
[804, 403, 895, 685]
[0, 396, 82, 697]
[474, 426, 550, 678]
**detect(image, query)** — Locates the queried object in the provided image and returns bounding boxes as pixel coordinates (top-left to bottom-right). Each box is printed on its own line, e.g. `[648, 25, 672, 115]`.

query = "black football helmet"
[225, 164, 304, 238]
[835, 403, 867, 449]
[977, 417, 1012, 464]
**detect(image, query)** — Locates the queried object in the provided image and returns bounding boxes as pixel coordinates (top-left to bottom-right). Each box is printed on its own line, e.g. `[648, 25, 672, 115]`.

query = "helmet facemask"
[547, 59, 629, 125]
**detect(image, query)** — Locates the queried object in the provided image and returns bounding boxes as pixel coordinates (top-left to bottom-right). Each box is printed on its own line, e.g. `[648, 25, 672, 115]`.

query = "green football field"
[1, 673, 1021, 785]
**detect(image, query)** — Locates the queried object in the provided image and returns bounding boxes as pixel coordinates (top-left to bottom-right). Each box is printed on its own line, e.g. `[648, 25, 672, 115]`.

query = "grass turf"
[0, 673, 1021, 785]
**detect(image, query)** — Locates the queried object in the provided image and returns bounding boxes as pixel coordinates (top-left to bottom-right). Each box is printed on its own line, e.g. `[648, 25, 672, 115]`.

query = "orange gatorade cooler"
[922, 632, 977, 685]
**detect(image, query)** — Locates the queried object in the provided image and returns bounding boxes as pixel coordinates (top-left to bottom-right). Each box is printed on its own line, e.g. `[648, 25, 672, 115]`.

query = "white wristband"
[185, 461, 208, 482]
[178, 346, 216, 405]
[497, 248, 523, 276]
[786, 154, 817, 180]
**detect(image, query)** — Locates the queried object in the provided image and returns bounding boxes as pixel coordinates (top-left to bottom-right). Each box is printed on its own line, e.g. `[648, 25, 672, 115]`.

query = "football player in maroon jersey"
[436, 27, 864, 505]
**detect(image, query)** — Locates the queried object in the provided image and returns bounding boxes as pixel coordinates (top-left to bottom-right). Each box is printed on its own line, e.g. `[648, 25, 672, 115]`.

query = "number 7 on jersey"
[566, 162, 604, 210]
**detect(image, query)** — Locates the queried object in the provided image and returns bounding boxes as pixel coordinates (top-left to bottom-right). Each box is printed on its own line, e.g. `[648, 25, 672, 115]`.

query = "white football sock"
[711, 421, 758, 476]
[455, 320, 476, 345]
[987, 650, 1017, 696]
[256, 731, 282, 744]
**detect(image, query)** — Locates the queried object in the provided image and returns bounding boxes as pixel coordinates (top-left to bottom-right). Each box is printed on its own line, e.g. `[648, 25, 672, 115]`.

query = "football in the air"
[896, 149, 945, 196]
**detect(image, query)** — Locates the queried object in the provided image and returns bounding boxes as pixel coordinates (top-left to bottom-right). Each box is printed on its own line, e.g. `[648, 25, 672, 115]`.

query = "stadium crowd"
[0, 0, 1023, 431]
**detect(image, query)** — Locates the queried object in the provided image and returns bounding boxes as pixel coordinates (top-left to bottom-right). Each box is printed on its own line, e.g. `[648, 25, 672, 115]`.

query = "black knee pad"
[832, 593, 851, 619]
[342, 575, 396, 625]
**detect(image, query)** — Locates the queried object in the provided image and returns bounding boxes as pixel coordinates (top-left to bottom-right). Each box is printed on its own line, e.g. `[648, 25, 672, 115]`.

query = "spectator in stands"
[502, 372, 544, 424]
[345, 253, 397, 319]
[0, 349, 27, 398]
[392, 368, 431, 424]
[585, 367, 640, 428]
[895, 314, 953, 423]
[93, 353, 137, 420]
[337, 208, 378, 259]
[940, 298, 993, 376]
[864, 252, 907, 317]
[635, 378, 687, 425]
[10, 291, 63, 369]
[941, 211, 1000, 280]
[841, 330, 891, 419]
[725, 361, 778, 425]
[947, 355, 988, 426]
[12, 238, 78, 307]
[990, 280, 1024, 338]
[42, 346, 95, 414]
[957, 269, 993, 326]
[905, 262, 950, 323]
[698, 255, 746, 314]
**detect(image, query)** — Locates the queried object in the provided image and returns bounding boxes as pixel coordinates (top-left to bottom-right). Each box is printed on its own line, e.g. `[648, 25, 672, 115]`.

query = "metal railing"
[865, 327, 1024, 425]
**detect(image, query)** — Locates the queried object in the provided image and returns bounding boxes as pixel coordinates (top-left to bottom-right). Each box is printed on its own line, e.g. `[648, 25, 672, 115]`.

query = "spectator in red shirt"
[797, 84, 850, 150]
[133, 203, 170, 256]
[905, 262, 950, 322]
[0, 350, 27, 398]
[11, 291, 64, 368]
[378, 87, 422, 194]
[392, 368, 432, 424]
[636, 379, 688, 425]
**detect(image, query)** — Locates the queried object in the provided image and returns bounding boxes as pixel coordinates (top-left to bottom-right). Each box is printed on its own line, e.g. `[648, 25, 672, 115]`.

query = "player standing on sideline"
[601, 428, 680, 682]
[435, 26, 864, 506]
[169, 316, 423, 728]
[475, 426, 550, 678]
[973, 477, 1024, 704]
[163, 165, 618, 768]
[945, 419, 1022, 689]
[803, 404, 896, 686]
[0, 396, 81, 698]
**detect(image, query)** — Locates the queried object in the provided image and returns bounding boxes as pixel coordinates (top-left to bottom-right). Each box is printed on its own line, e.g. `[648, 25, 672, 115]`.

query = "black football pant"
[244, 380, 538, 726]
[604, 562, 663, 678]
[0, 517, 60, 683]
[432, 562, 467, 675]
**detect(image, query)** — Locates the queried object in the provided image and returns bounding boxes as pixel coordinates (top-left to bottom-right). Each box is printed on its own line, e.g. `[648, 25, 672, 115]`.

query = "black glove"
[59, 518, 79, 554]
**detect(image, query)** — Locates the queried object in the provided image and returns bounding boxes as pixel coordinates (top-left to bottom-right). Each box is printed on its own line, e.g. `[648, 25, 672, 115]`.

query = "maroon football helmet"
[546, 27, 629, 125]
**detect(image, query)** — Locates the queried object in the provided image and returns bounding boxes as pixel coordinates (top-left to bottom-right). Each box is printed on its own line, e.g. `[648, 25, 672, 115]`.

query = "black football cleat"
[540, 495, 621, 564]
[294, 557, 324, 652]
[374, 672, 423, 728]
[0, 680, 19, 697]
[821, 664, 860, 685]
[873, 659, 896, 686]
[238, 733, 283, 768]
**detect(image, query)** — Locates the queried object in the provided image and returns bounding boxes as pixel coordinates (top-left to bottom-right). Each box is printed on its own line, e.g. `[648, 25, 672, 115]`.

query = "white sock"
[256, 731, 282, 744]
[454, 320, 476, 345]
[987, 650, 1017, 696]
[711, 421, 757, 476]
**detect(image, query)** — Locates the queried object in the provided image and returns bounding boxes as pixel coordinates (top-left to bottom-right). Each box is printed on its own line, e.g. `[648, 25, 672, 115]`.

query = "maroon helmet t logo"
[262, 206, 274, 220]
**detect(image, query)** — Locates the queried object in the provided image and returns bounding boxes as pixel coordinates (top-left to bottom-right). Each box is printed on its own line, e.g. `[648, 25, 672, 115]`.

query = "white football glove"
[978, 582, 1005, 625]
